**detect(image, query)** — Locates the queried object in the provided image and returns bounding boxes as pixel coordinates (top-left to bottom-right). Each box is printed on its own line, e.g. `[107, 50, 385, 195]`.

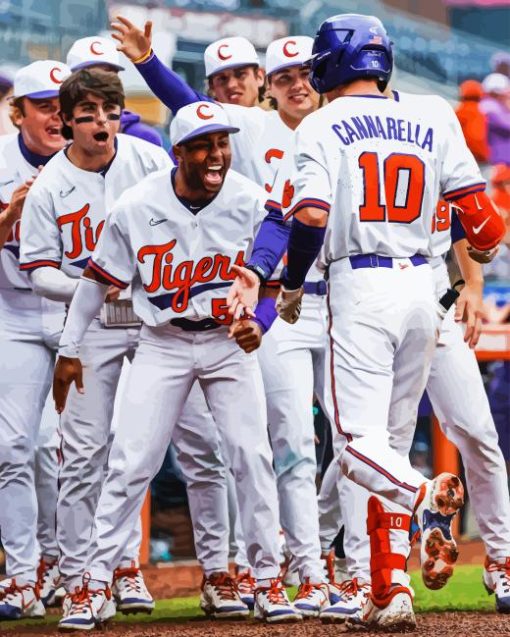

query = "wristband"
[253, 296, 278, 334]
[245, 264, 266, 283]
[133, 48, 153, 65]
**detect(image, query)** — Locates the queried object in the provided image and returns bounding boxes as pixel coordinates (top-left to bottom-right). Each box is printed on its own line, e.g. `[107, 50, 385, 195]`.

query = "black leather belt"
[170, 317, 221, 332]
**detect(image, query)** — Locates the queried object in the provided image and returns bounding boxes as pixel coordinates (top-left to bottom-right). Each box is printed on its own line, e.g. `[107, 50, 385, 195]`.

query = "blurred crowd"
[456, 50, 510, 480]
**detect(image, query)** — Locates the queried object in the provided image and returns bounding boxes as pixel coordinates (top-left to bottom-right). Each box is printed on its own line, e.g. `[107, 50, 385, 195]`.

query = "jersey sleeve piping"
[282, 198, 331, 222]
[88, 259, 130, 290]
[19, 259, 61, 271]
[443, 182, 486, 202]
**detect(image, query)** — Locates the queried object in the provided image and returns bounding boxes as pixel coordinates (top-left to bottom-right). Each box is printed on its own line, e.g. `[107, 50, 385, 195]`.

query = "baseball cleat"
[112, 563, 154, 614]
[36, 557, 62, 607]
[414, 472, 464, 590]
[363, 585, 416, 631]
[235, 567, 255, 609]
[200, 572, 249, 619]
[254, 579, 302, 623]
[483, 557, 510, 613]
[320, 578, 370, 624]
[0, 578, 45, 620]
[58, 585, 116, 632]
[293, 579, 330, 618]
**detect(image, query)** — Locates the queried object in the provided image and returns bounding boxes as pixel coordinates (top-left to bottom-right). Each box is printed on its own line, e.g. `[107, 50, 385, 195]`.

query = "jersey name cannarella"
[19, 134, 171, 277]
[89, 169, 268, 327]
[283, 94, 484, 262]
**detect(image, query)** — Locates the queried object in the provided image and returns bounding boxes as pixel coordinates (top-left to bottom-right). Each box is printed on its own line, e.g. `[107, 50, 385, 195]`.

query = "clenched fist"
[228, 319, 263, 353]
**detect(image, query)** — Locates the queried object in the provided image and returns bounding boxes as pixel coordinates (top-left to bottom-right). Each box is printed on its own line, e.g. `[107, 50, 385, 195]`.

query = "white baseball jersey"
[222, 104, 292, 193]
[283, 94, 484, 262]
[0, 133, 40, 290]
[20, 134, 171, 277]
[393, 90, 478, 258]
[89, 168, 268, 327]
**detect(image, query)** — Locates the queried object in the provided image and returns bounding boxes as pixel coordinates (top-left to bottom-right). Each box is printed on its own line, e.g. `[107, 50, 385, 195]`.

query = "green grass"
[0, 565, 496, 630]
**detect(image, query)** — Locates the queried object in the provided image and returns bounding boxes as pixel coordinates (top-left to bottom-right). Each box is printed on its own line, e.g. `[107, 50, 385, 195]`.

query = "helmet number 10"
[358, 152, 425, 223]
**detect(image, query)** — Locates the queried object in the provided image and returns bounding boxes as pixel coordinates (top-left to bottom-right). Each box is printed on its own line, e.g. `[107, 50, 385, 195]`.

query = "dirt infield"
[4, 612, 510, 637]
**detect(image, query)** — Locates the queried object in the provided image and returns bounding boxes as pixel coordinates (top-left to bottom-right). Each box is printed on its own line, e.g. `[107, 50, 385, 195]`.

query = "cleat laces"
[339, 578, 368, 600]
[265, 579, 289, 605]
[114, 566, 143, 594]
[209, 573, 238, 600]
[487, 559, 510, 595]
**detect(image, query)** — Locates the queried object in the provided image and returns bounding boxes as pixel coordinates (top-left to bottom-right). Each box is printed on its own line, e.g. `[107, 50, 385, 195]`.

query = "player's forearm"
[135, 52, 210, 115]
[58, 276, 108, 358]
[29, 267, 79, 303]
[248, 207, 290, 280]
[0, 206, 19, 249]
[453, 239, 484, 289]
[281, 210, 326, 290]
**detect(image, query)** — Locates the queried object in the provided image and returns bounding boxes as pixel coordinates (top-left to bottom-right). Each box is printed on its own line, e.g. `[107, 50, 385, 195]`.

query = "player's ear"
[256, 67, 265, 88]
[172, 144, 182, 164]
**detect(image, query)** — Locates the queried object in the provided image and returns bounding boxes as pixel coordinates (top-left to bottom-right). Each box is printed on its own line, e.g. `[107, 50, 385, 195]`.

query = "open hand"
[53, 356, 84, 414]
[454, 283, 487, 349]
[226, 265, 260, 320]
[111, 15, 152, 62]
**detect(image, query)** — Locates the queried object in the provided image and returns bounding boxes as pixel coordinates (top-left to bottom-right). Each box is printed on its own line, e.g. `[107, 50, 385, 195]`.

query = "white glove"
[276, 285, 304, 324]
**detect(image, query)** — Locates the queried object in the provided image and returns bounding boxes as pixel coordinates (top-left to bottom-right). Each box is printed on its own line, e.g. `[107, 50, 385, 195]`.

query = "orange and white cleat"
[414, 472, 464, 590]
[363, 584, 416, 631]
[483, 557, 510, 613]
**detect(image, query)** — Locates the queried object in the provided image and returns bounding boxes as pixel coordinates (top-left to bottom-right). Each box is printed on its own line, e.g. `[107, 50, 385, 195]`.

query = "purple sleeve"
[136, 53, 212, 115]
[248, 205, 290, 280]
[451, 209, 466, 244]
[122, 121, 163, 147]
[253, 296, 278, 334]
[281, 218, 326, 290]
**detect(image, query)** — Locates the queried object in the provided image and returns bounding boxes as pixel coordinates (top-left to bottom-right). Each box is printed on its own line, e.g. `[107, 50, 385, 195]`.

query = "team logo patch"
[196, 104, 214, 120]
[89, 40, 104, 56]
[283, 40, 298, 58]
[49, 67, 63, 84]
[217, 44, 232, 61]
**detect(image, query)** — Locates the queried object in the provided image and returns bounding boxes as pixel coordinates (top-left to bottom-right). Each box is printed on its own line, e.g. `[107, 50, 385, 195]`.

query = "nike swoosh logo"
[149, 218, 167, 226]
[473, 217, 490, 235]
[0, 179, 14, 187]
[60, 186, 75, 198]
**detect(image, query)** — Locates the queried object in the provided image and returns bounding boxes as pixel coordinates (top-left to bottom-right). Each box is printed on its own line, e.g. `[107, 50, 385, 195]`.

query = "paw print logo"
[282, 179, 295, 209]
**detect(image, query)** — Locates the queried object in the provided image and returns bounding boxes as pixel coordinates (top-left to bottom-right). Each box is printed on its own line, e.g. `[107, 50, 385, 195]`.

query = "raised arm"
[111, 15, 211, 114]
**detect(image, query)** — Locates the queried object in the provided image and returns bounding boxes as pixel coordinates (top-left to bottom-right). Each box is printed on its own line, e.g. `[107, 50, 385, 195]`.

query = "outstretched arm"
[111, 15, 211, 114]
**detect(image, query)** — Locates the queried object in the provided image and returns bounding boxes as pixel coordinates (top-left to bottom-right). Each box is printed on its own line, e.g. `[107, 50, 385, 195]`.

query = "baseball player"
[51, 101, 302, 629]
[66, 35, 163, 147]
[227, 13, 505, 630]
[0, 60, 70, 620]
[316, 91, 510, 622]
[112, 18, 332, 615]
[19, 68, 172, 625]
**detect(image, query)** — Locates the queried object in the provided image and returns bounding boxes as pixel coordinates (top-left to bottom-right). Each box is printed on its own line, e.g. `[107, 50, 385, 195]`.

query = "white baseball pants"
[88, 322, 281, 584]
[0, 289, 64, 582]
[326, 259, 440, 513]
[255, 294, 328, 582]
[57, 319, 141, 590]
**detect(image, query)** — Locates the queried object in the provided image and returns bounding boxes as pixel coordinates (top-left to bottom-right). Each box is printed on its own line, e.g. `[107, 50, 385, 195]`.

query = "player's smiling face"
[267, 66, 320, 125]
[65, 92, 121, 157]
[209, 65, 265, 107]
[14, 97, 64, 156]
[174, 132, 232, 198]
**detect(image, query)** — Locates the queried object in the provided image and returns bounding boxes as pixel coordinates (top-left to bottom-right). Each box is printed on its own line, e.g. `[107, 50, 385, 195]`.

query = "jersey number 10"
[358, 152, 425, 224]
